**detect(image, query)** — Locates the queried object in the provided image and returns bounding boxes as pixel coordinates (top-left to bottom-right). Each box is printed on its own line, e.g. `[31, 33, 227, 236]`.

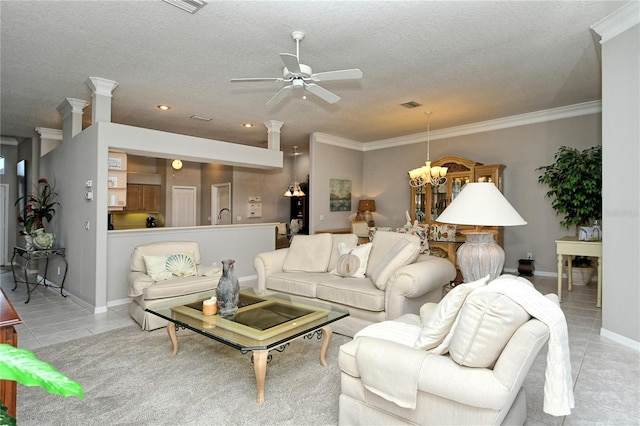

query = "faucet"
[217, 208, 230, 220]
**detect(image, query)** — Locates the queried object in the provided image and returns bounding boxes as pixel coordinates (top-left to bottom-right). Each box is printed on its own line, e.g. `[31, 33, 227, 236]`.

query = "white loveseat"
[128, 241, 222, 330]
[254, 231, 456, 337]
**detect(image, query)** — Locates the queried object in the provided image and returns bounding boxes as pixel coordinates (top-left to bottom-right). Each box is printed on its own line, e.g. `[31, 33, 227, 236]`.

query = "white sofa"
[254, 231, 456, 337]
[128, 241, 222, 330]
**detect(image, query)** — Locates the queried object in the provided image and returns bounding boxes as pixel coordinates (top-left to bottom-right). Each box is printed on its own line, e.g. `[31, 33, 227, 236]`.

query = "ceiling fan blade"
[311, 68, 363, 82]
[305, 83, 341, 104]
[279, 53, 301, 74]
[266, 85, 293, 106]
[230, 77, 284, 83]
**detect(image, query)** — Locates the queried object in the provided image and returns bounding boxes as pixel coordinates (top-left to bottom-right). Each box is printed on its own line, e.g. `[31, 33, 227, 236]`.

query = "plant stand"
[517, 259, 534, 276]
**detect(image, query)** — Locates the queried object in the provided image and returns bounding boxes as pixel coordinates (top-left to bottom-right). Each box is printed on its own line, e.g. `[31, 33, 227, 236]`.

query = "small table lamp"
[435, 183, 526, 282]
[358, 199, 376, 227]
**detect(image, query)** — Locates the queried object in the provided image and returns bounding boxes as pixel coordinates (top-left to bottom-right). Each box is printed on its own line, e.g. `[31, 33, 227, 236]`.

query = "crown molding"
[312, 132, 364, 151]
[591, 1, 640, 44]
[0, 136, 19, 146]
[35, 127, 63, 140]
[365, 100, 602, 151]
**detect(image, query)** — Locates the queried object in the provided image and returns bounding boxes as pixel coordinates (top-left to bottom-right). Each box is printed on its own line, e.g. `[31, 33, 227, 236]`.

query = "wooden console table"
[556, 236, 603, 307]
[1, 289, 22, 418]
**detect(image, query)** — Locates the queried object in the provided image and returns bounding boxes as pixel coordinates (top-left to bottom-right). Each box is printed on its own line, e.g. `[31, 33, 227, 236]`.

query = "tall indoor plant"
[536, 145, 602, 230]
[537, 145, 602, 284]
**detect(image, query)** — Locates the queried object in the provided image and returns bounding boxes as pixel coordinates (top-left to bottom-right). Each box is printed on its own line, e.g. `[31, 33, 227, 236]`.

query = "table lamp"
[358, 199, 376, 227]
[435, 183, 526, 282]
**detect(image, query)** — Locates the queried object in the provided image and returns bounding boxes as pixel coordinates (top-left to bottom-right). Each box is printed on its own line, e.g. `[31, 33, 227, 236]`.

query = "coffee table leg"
[320, 326, 332, 367]
[253, 349, 268, 404]
[167, 323, 179, 357]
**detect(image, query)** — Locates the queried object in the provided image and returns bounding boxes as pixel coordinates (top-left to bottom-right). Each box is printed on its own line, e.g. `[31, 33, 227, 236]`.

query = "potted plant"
[537, 145, 601, 284]
[567, 255, 594, 285]
[15, 178, 59, 249]
[536, 145, 602, 230]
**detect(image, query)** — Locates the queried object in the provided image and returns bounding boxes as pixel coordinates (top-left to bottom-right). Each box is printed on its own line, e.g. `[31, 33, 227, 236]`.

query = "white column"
[35, 127, 63, 157]
[56, 98, 89, 140]
[85, 77, 119, 123]
[264, 120, 284, 151]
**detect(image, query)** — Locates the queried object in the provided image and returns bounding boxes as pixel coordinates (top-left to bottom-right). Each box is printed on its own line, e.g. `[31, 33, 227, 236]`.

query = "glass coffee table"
[146, 288, 349, 404]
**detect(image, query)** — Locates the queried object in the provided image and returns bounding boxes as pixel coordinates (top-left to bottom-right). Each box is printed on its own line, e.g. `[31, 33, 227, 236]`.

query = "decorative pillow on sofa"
[283, 233, 333, 272]
[414, 275, 489, 350]
[331, 242, 372, 278]
[448, 291, 530, 368]
[143, 252, 197, 282]
[370, 239, 420, 290]
[429, 224, 457, 242]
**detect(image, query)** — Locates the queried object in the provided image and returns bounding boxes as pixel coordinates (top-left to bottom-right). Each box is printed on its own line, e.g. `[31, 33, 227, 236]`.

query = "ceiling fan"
[230, 31, 362, 106]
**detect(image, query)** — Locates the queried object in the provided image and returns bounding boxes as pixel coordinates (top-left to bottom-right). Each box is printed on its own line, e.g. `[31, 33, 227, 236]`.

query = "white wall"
[360, 113, 601, 275]
[310, 133, 364, 233]
[598, 6, 639, 346]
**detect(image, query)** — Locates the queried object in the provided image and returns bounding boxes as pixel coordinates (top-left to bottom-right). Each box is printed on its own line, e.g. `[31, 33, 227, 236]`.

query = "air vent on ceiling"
[400, 101, 423, 109]
[163, 0, 207, 14]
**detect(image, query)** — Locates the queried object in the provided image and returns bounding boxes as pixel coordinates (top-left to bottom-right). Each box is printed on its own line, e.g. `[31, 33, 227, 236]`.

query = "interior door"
[211, 182, 231, 225]
[171, 186, 196, 227]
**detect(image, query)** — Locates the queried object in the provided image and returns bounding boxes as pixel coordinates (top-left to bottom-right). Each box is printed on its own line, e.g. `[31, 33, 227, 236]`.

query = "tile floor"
[1, 268, 639, 425]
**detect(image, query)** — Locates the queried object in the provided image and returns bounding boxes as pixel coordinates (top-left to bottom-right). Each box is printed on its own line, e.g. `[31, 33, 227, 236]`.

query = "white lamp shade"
[435, 182, 527, 227]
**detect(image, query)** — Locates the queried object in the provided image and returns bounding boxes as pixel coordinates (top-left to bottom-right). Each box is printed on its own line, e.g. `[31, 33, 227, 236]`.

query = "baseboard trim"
[600, 328, 640, 352]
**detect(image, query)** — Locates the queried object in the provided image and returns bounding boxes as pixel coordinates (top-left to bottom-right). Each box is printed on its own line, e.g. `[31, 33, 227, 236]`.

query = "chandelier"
[408, 111, 447, 187]
[284, 146, 305, 197]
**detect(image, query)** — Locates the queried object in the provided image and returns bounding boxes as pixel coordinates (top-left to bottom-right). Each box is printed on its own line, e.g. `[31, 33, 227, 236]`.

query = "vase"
[32, 229, 56, 250]
[215, 259, 240, 316]
[23, 235, 34, 251]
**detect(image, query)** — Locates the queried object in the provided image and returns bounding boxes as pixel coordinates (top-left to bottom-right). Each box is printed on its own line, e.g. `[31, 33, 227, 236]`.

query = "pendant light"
[284, 146, 305, 197]
[408, 111, 447, 187]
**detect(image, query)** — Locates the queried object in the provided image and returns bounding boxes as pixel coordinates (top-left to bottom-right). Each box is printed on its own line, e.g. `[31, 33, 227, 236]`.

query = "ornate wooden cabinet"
[410, 156, 505, 279]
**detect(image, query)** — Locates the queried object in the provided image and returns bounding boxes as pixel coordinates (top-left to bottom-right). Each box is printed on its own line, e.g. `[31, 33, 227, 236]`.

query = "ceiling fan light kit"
[231, 31, 363, 106]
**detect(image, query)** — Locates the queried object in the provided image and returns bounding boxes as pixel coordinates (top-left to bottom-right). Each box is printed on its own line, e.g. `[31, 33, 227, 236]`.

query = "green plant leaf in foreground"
[0, 344, 84, 399]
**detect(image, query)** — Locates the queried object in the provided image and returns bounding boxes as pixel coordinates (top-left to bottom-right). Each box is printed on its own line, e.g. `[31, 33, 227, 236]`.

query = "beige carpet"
[17, 325, 351, 425]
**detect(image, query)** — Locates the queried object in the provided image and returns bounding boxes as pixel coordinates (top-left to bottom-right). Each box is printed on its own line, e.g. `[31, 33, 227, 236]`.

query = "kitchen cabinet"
[125, 184, 160, 212]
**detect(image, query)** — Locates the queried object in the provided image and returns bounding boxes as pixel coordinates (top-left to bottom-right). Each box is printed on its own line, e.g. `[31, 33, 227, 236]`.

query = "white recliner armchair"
[338, 275, 571, 425]
[128, 241, 221, 330]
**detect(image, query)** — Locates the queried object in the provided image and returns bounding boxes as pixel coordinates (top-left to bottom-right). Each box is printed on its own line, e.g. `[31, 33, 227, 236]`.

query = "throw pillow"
[165, 252, 197, 277]
[414, 275, 489, 350]
[282, 234, 333, 272]
[448, 291, 530, 368]
[143, 254, 172, 281]
[331, 242, 372, 278]
[370, 239, 420, 290]
[143, 252, 197, 282]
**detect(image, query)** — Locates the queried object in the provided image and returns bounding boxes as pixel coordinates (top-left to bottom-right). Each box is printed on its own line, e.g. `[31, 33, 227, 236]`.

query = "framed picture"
[329, 179, 352, 211]
[107, 176, 118, 188]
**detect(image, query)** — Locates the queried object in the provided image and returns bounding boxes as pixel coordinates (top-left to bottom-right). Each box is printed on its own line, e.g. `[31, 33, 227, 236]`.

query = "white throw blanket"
[475, 275, 575, 416]
[353, 275, 574, 416]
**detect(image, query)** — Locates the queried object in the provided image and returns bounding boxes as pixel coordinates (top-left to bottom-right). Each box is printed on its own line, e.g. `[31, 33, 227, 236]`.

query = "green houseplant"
[537, 145, 602, 283]
[536, 145, 602, 230]
[0, 344, 83, 425]
[16, 178, 59, 235]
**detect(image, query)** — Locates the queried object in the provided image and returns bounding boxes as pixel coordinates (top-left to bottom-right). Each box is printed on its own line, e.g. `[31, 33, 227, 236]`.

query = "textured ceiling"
[0, 1, 626, 154]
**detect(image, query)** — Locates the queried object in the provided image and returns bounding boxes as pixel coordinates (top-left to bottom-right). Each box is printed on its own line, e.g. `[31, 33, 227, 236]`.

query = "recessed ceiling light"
[157, 104, 171, 111]
[243, 123, 254, 128]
